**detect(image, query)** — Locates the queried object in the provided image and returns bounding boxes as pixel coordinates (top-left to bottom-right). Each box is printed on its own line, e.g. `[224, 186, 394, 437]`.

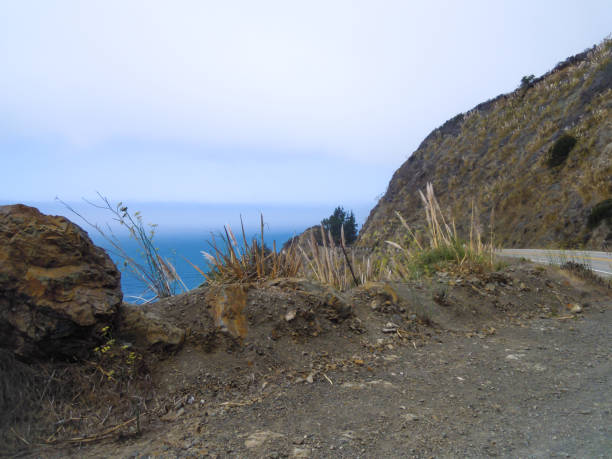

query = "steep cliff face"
[358, 39, 612, 250]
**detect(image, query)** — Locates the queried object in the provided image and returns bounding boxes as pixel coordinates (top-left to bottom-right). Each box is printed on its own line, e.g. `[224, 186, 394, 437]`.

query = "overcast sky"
[1, 1, 610, 207]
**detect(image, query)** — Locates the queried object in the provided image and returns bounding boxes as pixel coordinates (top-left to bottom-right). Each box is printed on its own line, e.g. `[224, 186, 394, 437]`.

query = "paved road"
[499, 248, 612, 277]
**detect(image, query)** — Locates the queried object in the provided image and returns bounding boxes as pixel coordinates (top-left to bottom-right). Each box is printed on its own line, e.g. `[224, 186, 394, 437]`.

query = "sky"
[0, 1, 610, 216]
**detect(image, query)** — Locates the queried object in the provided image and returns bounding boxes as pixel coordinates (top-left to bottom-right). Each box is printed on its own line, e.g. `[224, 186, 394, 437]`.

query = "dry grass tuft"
[384, 183, 495, 279]
[300, 225, 375, 291]
[189, 215, 302, 285]
[1, 341, 154, 452]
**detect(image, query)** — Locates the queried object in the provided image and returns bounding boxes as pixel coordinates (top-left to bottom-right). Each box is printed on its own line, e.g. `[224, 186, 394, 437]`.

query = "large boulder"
[0, 204, 122, 359]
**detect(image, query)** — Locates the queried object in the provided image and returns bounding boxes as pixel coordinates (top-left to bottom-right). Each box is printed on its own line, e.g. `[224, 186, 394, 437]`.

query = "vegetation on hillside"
[359, 37, 612, 250]
[587, 198, 612, 229]
[546, 134, 577, 167]
[191, 185, 494, 290]
[62, 36, 612, 300]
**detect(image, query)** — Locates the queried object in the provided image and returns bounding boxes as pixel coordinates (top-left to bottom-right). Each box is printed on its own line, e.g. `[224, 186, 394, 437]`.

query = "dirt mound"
[4, 260, 610, 456]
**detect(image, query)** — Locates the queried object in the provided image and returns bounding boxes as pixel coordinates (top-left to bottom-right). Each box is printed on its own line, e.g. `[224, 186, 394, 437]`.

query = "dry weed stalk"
[300, 225, 373, 290]
[58, 195, 186, 301]
[418, 182, 455, 249]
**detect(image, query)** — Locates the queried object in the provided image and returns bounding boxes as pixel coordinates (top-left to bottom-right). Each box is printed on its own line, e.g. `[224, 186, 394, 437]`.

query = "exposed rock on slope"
[0, 204, 122, 359]
[282, 225, 324, 252]
[118, 305, 186, 352]
[359, 39, 612, 250]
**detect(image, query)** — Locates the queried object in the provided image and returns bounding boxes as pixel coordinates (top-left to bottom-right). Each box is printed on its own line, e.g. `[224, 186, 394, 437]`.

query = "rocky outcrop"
[358, 39, 612, 250]
[0, 204, 122, 359]
[206, 284, 249, 339]
[118, 305, 185, 351]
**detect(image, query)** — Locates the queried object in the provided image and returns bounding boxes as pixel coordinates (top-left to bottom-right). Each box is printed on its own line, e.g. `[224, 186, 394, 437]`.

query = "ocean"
[92, 230, 295, 303]
[19, 200, 373, 304]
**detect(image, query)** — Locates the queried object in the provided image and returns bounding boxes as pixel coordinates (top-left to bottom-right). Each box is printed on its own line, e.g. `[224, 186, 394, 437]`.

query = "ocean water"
[18, 200, 372, 303]
[93, 230, 295, 303]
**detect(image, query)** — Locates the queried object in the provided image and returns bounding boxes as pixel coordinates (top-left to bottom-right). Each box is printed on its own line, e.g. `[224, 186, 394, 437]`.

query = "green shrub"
[587, 199, 612, 229]
[413, 243, 466, 275]
[519, 74, 535, 89]
[547, 134, 577, 167]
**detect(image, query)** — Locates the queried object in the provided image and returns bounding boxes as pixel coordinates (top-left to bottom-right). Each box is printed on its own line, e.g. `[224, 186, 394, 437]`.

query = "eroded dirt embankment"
[7, 260, 612, 458]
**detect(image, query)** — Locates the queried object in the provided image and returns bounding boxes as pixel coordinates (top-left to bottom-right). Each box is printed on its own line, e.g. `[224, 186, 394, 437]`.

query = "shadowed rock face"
[0, 204, 122, 360]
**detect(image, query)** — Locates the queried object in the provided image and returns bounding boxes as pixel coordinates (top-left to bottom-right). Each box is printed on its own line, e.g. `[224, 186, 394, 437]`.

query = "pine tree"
[321, 206, 358, 245]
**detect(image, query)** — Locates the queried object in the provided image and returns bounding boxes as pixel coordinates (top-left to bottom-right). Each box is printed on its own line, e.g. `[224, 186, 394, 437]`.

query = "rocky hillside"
[358, 38, 612, 250]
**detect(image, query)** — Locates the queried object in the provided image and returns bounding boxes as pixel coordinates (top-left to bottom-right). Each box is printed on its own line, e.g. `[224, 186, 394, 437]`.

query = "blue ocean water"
[19, 200, 372, 303]
[92, 230, 294, 303]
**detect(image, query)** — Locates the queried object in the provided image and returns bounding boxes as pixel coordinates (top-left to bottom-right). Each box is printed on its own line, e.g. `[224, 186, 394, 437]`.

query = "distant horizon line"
[2, 199, 374, 233]
[3, 199, 375, 207]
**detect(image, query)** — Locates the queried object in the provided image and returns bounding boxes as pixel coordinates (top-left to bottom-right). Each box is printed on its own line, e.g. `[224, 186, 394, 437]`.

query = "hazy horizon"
[1, 1, 610, 207]
[11, 199, 373, 234]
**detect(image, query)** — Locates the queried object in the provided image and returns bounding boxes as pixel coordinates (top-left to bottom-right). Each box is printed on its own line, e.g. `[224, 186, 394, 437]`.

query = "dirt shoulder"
[8, 260, 612, 458]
